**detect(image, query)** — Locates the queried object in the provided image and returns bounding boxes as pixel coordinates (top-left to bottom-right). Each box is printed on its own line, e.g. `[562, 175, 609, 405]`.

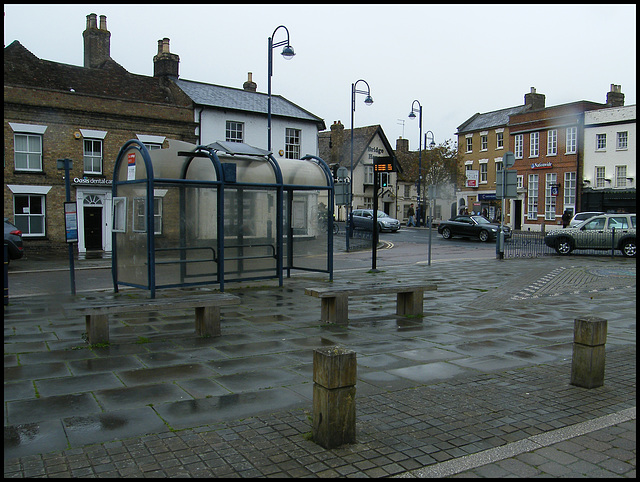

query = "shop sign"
[478, 193, 497, 201]
[73, 177, 112, 185]
[466, 170, 479, 187]
[531, 161, 552, 169]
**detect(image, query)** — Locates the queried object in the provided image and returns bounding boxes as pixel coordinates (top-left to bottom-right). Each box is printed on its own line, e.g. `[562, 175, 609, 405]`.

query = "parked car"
[4, 218, 24, 263]
[437, 215, 511, 242]
[544, 213, 636, 257]
[569, 211, 605, 228]
[350, 209, 400, 232]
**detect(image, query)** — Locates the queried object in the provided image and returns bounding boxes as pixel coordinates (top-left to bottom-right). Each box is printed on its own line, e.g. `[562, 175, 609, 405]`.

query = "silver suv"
[544, 213, 636, 257]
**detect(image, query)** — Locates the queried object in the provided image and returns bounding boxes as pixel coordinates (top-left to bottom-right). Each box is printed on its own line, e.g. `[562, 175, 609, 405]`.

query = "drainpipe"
[197, 107, 204, 145]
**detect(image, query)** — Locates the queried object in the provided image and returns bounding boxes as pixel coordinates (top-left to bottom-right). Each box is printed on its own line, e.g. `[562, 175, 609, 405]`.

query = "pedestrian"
[407, 204, 415, 227]
[562, 209, 571, 228]
[415, 204, 421, 227]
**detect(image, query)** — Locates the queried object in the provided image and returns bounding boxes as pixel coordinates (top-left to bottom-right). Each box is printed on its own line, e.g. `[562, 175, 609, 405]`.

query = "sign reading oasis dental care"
[73, 177, 113, 185]
[531, 161, 552, 170]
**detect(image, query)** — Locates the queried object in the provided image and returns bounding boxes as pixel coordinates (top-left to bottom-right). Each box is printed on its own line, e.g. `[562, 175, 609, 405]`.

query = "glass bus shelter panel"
[226, 156, 277, 185]
[184, 156, 219, 183]
[290, 189, 330, 272]
[153, 184, 218, 288]
[114, 183, 150, 288]
[222, 186, 278, 281]
[151, 138, 206, 180]
[116, 147, 149, 182]
[278, 158, 329, 187]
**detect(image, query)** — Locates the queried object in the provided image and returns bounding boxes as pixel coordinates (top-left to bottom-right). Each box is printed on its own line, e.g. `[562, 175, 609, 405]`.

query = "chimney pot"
[243, 72, 257, 92]
[84, 13, 111, 68]
[87, 13, 97, 29]
[99, 15, 107, 30]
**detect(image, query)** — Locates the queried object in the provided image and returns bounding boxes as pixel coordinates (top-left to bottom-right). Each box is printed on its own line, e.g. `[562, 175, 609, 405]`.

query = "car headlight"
[491, 228, 497, 232]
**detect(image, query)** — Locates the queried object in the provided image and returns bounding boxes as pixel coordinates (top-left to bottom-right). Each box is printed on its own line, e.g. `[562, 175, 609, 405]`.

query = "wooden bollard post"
[571, 316, 607, 388]
[312, 346, 356, 449]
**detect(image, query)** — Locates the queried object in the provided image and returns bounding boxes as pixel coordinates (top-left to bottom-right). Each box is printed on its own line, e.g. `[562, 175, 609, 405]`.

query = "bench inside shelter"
[63, 292, 240, 344]
[304, 283, 437, 325]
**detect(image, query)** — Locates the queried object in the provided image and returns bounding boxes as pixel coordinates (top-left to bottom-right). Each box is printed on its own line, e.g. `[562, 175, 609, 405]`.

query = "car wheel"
[555, 237, 573, 255]
[478, 230, 490, 242]
[441, 227, 452, 239]
[621, 240, 636, 258]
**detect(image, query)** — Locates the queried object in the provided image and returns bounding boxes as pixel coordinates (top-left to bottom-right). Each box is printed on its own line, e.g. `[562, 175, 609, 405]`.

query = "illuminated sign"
[373, 156, 395, 172]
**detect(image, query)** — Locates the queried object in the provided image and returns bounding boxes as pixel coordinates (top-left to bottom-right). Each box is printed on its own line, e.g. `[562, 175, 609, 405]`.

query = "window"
[404, 185, 410, 197]
[545, 173, 557, 221]
[132, 197, 163, 234]
[566, 127, 577, 154]
[364, 197, 373, 210]
[226, 121, 244, 143]
[547, 129, 557, 156]
[285, 128, 301, 159]
[527, 174, 538, 220]
[530, 132, 539, 157]
[595, 166, 606, 188]
[479, 161, 488, 183]
[496, 132, 504, 149]
[564, 172, 576, 205]
[364, 165, 374, 184]
[466, 136, 473, 153]
[495, 160, 503, 175]
[480, 135, 488, 151]
[517, 175, 524, 190]
[14, 133, 43, 171]
[514, 134, 523, 159]
[13, 194, 45, 236]
[596, 133, 606, 150]
[83, 139, 103, 174]
[112, 197, 127, 232]
[617, 131, 628, 150]
[615, 165, 627, 188]
[143, 143, 162, 151]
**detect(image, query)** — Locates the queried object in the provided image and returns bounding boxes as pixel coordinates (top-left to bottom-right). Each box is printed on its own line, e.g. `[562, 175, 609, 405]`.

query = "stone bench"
[63, 293, 241, 344]
[304, 283, 437, 324]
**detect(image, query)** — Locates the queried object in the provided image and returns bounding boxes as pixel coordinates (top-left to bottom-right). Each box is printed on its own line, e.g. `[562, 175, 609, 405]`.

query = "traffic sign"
[503, 151, 515, 168]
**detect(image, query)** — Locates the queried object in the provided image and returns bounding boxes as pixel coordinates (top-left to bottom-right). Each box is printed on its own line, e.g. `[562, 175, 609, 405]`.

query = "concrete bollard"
[570, 316, 607, 388]
[312, 346, 356, 449]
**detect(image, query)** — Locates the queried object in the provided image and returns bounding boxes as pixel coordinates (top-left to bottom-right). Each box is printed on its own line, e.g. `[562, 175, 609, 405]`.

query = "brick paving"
[4, 256, 636, 477]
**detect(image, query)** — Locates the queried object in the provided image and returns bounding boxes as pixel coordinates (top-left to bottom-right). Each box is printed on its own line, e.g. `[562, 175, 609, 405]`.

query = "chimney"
[606, 84, 625, 107]
[524, 87, 546, 110]
[243, 72, 257, 92]
[83, 13, 111, 68]
[153, 37, 180, 78]
[329, 121, 345, 164]
[396, 137, 409, 153]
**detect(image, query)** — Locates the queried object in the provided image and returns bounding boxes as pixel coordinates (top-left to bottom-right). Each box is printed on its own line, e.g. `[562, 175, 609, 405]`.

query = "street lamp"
[423, 130, 435, 228]
[348, 79, 373, 251]
[267, 25, 295, 152]
[408, 100, 422, 226]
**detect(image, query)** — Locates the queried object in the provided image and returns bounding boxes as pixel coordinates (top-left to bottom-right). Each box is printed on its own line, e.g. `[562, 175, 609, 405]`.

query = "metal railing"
[504, 230, 628, 258]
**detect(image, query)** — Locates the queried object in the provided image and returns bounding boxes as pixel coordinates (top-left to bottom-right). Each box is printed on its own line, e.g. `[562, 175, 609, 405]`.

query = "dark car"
[350, 209, 400, 232]
[4, 218, 24, 263]
[437, 215, 511, 242]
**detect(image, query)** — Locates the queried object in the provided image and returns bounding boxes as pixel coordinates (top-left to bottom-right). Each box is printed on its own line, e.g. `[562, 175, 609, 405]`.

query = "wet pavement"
[3, 253, 636, 477]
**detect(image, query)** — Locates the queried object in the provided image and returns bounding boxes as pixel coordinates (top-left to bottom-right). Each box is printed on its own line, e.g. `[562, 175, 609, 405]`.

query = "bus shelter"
[111, 139, 334, 297]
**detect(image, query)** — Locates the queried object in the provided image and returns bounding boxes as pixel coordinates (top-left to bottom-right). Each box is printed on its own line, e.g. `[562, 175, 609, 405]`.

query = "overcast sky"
[4, 4, 637, 149]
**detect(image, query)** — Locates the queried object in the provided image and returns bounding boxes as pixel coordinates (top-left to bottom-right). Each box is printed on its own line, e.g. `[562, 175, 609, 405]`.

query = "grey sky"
[4, 4, 637, 149]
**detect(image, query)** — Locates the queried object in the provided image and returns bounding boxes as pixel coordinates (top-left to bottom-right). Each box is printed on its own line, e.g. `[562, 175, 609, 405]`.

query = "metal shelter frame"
[111, 139, 334, 298]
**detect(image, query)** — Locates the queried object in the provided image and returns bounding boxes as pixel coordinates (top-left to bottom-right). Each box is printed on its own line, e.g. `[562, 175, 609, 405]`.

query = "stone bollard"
[571, 316, 607, 388]
[312, 346, 356, 449]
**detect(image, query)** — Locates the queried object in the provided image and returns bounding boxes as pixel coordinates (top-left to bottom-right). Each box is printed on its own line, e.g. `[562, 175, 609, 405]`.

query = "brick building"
[4, 14, 197, 256]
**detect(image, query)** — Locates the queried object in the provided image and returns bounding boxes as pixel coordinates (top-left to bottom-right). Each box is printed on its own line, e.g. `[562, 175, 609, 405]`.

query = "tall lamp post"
[348, 79, 373, 251]
[424, 130, 435, 220]
[267, 25, 295, 152]
[408, 101, 422, 226]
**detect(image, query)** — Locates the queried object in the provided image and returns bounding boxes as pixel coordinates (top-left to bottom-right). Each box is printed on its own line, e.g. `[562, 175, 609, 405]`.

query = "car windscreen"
[471, 216, 490, 224]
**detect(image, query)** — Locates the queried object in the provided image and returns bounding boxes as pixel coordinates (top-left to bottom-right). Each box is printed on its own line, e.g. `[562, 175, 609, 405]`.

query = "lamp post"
[348, 79, 373, 251]
[408, 101, 422, 226]
[267, 25, 295, 152]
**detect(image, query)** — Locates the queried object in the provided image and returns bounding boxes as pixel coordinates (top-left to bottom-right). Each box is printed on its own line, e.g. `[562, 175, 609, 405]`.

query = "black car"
[437, 215, 511, 242]
[4, 218, 24, 262]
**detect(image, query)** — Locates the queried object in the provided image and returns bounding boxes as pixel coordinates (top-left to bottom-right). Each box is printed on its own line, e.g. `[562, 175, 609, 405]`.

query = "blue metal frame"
[112, 141, 333, 298]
